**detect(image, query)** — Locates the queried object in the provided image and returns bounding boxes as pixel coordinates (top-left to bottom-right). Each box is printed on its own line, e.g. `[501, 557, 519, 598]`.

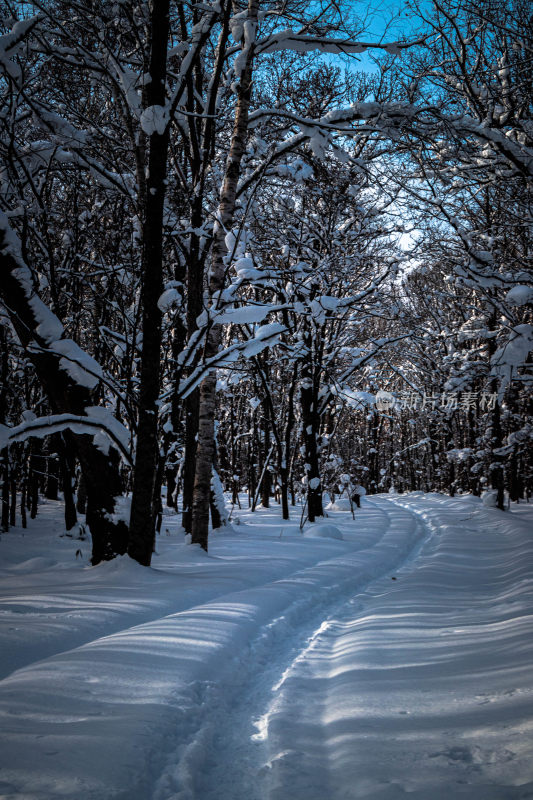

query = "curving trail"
[155, 495, 533, 800]
[0, 494, 532, 800]
[153, 498, 426, 800]
[250, 495, 533, 800]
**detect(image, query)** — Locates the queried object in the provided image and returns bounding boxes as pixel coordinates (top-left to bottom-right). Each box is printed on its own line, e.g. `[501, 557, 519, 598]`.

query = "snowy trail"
[152, 498, 426, 800]
[0, 494, 532, 800]
[257, 495, 533, 800]
[0, 499, 424, 800]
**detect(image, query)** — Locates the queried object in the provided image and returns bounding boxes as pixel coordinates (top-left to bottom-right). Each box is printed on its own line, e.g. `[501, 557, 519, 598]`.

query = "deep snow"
[0, 493, 532, 799]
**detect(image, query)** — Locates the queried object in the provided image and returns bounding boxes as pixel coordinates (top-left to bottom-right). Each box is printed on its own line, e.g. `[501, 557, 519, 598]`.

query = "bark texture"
[191, 0, 259, 550]
[127, 0, 171, 565]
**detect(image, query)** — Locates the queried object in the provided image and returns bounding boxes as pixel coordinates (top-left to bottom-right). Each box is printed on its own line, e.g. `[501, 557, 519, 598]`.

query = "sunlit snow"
[0, 494, 532, 799]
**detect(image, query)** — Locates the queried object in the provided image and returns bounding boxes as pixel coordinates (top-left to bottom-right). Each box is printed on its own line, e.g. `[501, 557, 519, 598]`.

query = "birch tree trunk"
[181, 9, 231, 533]
[191, 0, 259, 550]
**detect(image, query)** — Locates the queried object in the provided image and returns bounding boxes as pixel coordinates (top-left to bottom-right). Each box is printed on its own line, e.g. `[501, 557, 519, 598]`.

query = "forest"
[0, 0, 531, 567]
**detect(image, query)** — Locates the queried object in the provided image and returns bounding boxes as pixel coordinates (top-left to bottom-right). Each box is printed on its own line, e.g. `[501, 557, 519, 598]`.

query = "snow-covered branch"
[257, 31, 424, 57]
[0, 410, 132, 465]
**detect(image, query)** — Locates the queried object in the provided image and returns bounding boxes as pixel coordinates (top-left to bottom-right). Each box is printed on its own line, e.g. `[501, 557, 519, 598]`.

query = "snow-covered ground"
[0, 493, 532, 799]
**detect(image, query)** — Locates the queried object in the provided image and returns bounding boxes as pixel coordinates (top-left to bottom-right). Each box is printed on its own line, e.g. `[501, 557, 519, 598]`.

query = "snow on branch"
[0, 14, 42, 80]
[491, 324, 533, 390]
[245, 101, 422, 159]
[239, 101, 420, 196]
[318, 334, 412, 416]
[0, 215, 101, 391]
[29, 340, 103, 390]
[22, 102, 134, 197]
[246, 101, 532, 182]
[0, 214, 131, 455]
[450, 115, 533, 179]
[0, 409, 132, 465]
[167, 7, 220, 126]
[257, 31, 423, 57]
[212, 303, 288, 325]
[0, 212, 64, 345]
[179, 323, 286, 399]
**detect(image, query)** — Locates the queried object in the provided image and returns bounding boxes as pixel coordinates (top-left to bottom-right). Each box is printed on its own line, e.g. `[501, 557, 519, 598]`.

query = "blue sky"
[335, 0, 425, 74]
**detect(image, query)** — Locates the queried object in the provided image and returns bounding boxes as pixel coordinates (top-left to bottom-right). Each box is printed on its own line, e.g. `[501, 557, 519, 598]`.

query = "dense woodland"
[0, 0, 531, 565]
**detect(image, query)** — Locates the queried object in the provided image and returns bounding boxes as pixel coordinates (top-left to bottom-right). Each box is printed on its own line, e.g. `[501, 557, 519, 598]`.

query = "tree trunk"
[9, 473, 16, 527]
[128, 0, 171, 566]
[192, 377, 217, 548]
[57, 434, 77, 531]
[300, 373, 323, 523]
[0, 325, 9, 531]
[191, 0, 259, 550]
[20, 467, 27, 529]
[1, 448, 8, 532]
[29, 445, 39, 520]
[45, 449, 59, 501]
[152, 454, 166, 540]
[210, 490, 222, 529]
[489, 396, 506, 510]
[280, 364, 297, 520]
[182, 389, 200, 533]
[76, 472, 87, 514]
[166, 467, 177, 509]
[260, 399, 271, 508]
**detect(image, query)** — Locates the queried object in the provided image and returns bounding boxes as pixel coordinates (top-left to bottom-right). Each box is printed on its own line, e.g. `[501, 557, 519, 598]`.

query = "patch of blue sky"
[319, 0, 426, 74]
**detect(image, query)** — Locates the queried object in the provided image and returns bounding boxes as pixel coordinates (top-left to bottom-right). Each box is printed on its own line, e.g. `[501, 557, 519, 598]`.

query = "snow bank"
[325, 497, 352, 511]
[304, 523, 343, 540]
[481, 489, 499, 508]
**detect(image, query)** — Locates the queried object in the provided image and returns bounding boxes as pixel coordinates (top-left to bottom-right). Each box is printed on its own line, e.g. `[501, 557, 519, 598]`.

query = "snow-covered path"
[152, 498, 427, 800]
[0, 494, 532, 799]
[259, 495, 533, 800]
